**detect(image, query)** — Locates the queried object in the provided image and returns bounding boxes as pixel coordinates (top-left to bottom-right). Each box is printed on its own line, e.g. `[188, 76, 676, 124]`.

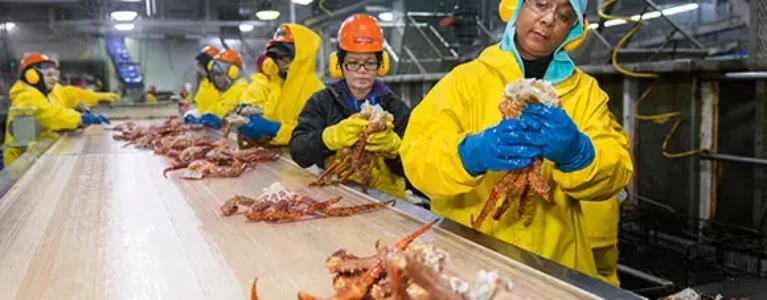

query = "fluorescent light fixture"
[588, 23, 600, 30]
[115, 23, 135, 31]
[291, 0, 314, 4]
[378, 12, 394, 22]
[111, 10, 138, 21]
[239, 24, 255, 32]
[601, 3, 700, 28]
[256, 10, 281, 21]
[0, 22, 15, 31]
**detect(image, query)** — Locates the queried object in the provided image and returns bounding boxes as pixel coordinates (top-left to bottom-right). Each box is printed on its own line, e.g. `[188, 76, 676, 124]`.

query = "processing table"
[0, 120, 646, 300]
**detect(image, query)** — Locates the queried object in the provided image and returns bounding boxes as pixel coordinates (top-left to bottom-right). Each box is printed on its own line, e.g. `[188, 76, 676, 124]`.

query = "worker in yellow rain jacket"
[400, 0, 633, 286]
[236, 24, 325, 147]
[290, 14, 411, 199]
[186, 49, 248, 129]
[49, 83, 120, 109]
[4, 53, 111, 166]
[500, 0, 626, 286]
[186, 46, 221, 117]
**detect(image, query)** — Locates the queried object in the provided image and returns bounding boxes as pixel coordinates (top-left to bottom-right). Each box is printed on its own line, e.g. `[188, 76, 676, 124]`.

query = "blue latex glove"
[521, 104, 595, 172]
[457, 118, 544, 177]
[198, 113, 222, 129]
[239, 115, 281, 140]
[184, 114, 200, 124]
[80, 113, 111, 126]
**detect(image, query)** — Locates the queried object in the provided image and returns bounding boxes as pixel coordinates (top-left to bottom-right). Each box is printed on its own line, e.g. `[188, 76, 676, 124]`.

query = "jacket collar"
[328, 78, 392, 113]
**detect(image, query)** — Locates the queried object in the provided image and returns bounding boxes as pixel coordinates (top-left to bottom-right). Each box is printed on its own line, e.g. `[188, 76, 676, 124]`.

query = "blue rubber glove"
[198, 113, 222, 129]
[238, 115, 281, 140]
[80, 113, 110, 125]
[457, 118, 544, 177]
[184, 114, 200, 124]
[521, 104, 595, 172]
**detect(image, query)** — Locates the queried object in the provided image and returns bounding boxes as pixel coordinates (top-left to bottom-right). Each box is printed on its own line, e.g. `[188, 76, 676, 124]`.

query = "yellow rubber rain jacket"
[4, 81, 82, 166]
[399, 45, 633, 283]
[195, 78, 220, 114]
[242, 24, 325, 146]
[207, 78, 249, 119]
[49, 83, 118, 109]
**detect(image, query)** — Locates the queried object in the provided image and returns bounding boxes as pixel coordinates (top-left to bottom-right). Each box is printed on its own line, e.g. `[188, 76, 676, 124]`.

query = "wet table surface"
[0, 122, 605, 300]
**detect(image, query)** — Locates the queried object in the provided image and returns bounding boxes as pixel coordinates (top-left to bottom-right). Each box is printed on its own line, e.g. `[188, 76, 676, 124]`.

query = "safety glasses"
[524, 0, 579, 27]
[343, 61, 380, 72]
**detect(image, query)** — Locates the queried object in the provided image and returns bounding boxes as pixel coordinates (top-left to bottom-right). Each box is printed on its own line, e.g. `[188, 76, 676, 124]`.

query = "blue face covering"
[500, 0, 587, 84]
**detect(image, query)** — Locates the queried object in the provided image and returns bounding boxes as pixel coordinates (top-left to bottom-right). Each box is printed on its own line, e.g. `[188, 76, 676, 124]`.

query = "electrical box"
[8, 107, 41, 148]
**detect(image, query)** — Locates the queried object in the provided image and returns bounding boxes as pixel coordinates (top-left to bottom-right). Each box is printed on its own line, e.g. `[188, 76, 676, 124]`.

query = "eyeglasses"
[525, 0, 578, 27]
[343, 61, 380, 72]
[275, 55, 293, 65]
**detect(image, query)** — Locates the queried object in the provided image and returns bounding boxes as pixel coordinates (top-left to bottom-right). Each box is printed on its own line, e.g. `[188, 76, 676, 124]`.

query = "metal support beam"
[698, 82, 718, 223]
[303, 0, 387, 27]
[623, 77, 638, 196]
[751, 0, 767, 229]
[700, 153, 767, 167]
[643, 0, 705, 49]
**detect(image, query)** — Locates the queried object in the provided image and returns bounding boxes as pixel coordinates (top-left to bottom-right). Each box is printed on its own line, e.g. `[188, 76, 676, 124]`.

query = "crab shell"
[503, 78, 560, 108]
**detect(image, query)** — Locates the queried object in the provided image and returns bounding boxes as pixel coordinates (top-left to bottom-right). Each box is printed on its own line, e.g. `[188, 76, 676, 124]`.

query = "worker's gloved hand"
[322, 118, 369, 150]
[366, 121, 400, 157]
[239, 115, 281, 140]
[80, 113, 111, 126]
[198, 113, 222, 129]
[521, 104, 595, 172]
[457, 118, 543, 177]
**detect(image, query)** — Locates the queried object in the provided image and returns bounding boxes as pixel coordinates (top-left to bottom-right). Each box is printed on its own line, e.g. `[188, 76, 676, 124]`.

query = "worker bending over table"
[399, 0, 632, 286]
[187, 49, 248, 129]
[290, 14, 411, 199]
[235, 24, 324, 148]
[4, 53, 110, 166]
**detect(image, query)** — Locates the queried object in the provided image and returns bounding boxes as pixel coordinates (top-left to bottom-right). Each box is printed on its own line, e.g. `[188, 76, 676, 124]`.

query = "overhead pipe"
[700, 152, 767, 167]
[302, 0, 387, 28]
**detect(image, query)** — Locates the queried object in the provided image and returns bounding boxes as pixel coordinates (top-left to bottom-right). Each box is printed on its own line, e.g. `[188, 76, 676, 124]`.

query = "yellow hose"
[598, 0, 706, 158]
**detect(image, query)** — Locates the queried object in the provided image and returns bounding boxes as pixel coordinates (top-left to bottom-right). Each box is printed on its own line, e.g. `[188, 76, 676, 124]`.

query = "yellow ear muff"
[377, 51, 390, 77]
[24, 69, 40, 85]
[261, 57, 280, 77]
[227, 65, 239, 80]
[563, 20, 590, 52]
[328, 52, 343, 79]
[207, 61, 214, 72]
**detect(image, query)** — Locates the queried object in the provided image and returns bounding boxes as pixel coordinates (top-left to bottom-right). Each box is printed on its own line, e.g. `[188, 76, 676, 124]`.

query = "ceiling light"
[115, 23, 135, 31]
[256, 10, 281, 21]
[0, 22, 15, 31]
[588, 23, 600, 30]
[291, 0, 314, 5]
[239, 24, 255, 32]
[604, 3, 700, 28]
[111, 10, 138, 21]
[378, 12, 394, 22]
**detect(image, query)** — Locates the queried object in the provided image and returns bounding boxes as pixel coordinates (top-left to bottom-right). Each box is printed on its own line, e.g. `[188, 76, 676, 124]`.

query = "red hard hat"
[19, 53, 57, 73]
[214, 49, 244, 69]
[337, 14, 384, 52]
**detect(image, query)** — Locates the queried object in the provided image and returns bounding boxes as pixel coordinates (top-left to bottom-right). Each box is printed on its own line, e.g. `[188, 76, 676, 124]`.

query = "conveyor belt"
[0, 120, 644, 299]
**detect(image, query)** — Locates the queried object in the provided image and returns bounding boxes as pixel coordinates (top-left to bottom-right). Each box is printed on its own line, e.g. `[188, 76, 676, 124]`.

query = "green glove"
[365, 122, 400, 157]
[322, 118, 369, 150]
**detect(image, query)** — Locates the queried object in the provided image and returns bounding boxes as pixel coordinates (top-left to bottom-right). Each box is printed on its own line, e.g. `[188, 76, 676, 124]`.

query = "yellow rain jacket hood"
[400, 0, 632, 284]
[4, 81, 81, 166]
[243, 24, 325, 146]
[194, 77, 220, 114]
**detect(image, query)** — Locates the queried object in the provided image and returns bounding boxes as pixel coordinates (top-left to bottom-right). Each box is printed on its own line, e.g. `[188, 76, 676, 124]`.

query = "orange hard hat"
[200, 45, 221, 57]
[337, 14, 384, 52]
[214, 49, 244, 69]
[19, 52, 57, 72]
[267, 25, 295, 48]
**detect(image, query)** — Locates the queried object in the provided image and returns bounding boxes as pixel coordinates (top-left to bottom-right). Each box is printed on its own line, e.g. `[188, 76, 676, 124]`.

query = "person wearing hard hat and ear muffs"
[191, 49, 249, 129]
[236, 24, 324, 148]
[399, 0, 632, 286]
[185, 46, 221, 121]
[4, 53, 110, 166]
[290, 14, 411, 199]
